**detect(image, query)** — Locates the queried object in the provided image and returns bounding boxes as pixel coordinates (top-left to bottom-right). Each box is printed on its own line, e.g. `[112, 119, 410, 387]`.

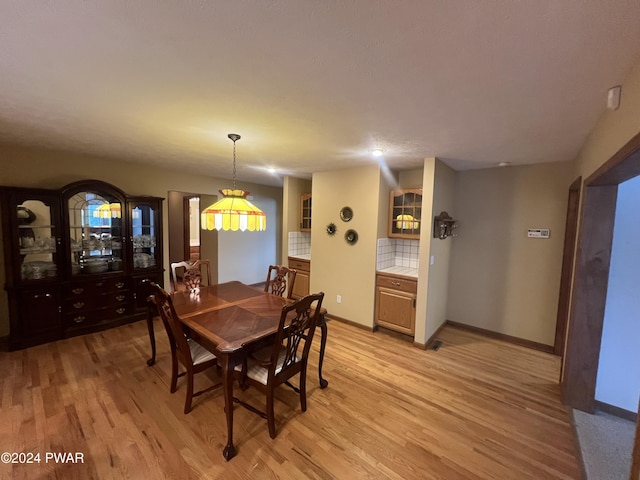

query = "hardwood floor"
[0, 319, 583, 479]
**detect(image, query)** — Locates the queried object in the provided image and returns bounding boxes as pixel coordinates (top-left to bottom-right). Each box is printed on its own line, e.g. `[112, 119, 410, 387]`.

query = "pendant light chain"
[232, 138, 237, 190]
[228, 133, 241, 190]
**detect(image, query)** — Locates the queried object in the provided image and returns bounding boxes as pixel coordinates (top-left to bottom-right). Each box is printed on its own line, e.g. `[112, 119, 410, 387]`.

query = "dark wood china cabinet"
[1, 180, 163, 350]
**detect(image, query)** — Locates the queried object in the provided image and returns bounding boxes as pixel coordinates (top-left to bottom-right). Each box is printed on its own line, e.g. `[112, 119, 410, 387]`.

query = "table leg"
[318, 314, 328, 389]
[221, 355, 237, 461]
[146, 303, 157, 366]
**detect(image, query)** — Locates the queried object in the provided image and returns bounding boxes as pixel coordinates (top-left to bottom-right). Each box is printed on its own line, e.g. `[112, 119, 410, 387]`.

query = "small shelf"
[433, 211, 457, 239]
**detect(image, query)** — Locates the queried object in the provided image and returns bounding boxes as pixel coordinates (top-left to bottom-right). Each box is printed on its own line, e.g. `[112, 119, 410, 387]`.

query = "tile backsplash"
[288, 231, 311, 256]
[376, 238, 419, 270]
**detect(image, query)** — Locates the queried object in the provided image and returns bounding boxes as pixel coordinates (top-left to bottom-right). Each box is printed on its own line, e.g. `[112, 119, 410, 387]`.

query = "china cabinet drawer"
[64, 303, 135, 328]
[64, 277, 131, 298]
[376, 274, 417, 294]
[64, 291, 133, 312]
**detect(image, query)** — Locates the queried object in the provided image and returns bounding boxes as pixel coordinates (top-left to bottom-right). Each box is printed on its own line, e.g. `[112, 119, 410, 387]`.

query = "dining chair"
[234, 291, 325, 439]
[170, 259, 212, 292]
[264, 265, 297, 299]
[149, 282, 220, 414]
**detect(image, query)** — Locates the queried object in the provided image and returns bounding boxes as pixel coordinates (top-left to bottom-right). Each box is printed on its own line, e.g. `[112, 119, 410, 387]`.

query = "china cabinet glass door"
[15, 195, 61, 283]
[67, 191, 124, 275]
[129, 199, 160, 271]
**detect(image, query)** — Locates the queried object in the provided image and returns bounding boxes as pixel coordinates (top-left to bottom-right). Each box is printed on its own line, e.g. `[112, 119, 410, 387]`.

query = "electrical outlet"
[336, 295, 342, 304]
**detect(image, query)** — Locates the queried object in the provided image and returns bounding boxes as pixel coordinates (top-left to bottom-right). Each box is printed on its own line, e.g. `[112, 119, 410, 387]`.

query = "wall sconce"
[433, 211, 457, 239]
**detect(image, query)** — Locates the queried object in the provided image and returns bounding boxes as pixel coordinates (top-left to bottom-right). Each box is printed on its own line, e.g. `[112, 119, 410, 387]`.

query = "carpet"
[573, 409, 635, 480]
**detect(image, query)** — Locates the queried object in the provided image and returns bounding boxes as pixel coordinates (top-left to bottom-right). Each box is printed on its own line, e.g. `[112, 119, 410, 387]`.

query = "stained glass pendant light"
[201, 134, 267, 232]
[93, 203, 121, 218]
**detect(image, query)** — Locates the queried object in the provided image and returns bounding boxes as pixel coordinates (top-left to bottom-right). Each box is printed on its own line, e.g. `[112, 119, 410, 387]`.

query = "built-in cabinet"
[388, 188, 422, 239]
[300, 194, 312, 232]
[1, 180, 163, 350]
[375, 273, 417, 335]
[288, 257, 310, 299]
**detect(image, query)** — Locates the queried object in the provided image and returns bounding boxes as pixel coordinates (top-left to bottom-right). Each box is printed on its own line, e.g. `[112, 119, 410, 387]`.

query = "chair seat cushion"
[235, 348, 300, 385]
[187, 338, 216, 365]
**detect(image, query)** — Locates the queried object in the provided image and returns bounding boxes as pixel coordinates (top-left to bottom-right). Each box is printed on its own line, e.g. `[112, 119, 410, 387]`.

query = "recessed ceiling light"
[267, 167, 276, 173]
[371, 149, 385, 157]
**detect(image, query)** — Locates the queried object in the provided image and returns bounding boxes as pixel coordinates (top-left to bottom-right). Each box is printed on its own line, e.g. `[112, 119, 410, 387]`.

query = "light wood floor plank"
[0, 319, 582, 479]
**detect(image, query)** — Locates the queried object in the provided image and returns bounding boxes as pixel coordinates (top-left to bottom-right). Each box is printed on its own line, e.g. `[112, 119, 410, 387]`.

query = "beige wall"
[311, 165, 381, 326]
[0, 143, 282, 336]
[447, 161, 574, 346]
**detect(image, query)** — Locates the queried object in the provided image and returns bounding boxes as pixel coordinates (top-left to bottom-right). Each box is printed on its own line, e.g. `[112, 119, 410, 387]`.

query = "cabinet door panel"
[291, 271, 310, 299]
[375, 287, 415, 334]
[18, 287, 62, 335]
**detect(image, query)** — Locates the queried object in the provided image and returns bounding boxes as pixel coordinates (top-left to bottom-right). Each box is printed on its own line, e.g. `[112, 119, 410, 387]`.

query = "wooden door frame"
[562, 130, 640, 411]
[561, 131, 640, 480]
[554, 176, 582, 356]
[182, 196, 200, 261]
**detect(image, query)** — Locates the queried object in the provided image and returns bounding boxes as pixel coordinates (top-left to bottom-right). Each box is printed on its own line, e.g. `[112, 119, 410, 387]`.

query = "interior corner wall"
[573, 60, 640, 181]
[424, 159, 456, 342]
[414, 159, 436, 345]
[311, 165, 380, 327]
[446, 161, 573, 345]
[282, 176, 312, 259]
[377, 168, 398, 238]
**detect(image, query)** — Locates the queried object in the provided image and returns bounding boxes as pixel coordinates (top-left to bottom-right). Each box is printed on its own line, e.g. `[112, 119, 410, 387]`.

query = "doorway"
[168, 191, 219, 285]
[561, 131, 640, 411]
[183, 196, 200, 262]
[554, 177, 581, 358]
[561, 131, 640, 478]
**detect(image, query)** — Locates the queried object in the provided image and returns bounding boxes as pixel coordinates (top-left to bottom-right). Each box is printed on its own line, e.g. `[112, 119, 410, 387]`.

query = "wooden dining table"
[145, 281, 328, 460]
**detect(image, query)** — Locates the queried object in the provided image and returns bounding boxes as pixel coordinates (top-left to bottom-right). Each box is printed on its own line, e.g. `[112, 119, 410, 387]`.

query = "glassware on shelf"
[21, 261, 57, 280]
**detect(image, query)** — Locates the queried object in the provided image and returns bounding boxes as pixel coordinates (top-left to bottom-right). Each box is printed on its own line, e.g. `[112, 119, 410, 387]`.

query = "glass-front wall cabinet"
[15, 194, 62, 283]
[67, 190, 124, 276]
[300, 193, 312, 232]
[388, 188, 423, 239]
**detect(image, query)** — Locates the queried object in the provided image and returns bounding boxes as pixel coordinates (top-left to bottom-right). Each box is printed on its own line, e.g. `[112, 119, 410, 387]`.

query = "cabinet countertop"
[377, 266, 418, 279]
[288, 254, 311, 261]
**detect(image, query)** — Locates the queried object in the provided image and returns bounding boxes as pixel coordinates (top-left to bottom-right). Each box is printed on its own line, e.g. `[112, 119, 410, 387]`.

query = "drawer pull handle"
[392, 281, 401, 286]
[72, 288, 84, 295]
[116, 295, 125, 302]
[73, 302, 85, 309]
[116, 308, 125, 315]
[33, 293, 53, 299]
[95, 282, 105, 287]
[115, 282, 125, 289]
[73, 316, 85, 323]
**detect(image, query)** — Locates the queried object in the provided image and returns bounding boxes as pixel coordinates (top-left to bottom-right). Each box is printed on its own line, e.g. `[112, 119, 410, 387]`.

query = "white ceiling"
[2, 1, 640, 187]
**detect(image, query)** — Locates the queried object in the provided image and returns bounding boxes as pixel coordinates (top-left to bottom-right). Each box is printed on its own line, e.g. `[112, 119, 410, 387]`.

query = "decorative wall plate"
[340, 206, 353, 222]
[326, 223, 337, 235]
[345, 229, 358, 245]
